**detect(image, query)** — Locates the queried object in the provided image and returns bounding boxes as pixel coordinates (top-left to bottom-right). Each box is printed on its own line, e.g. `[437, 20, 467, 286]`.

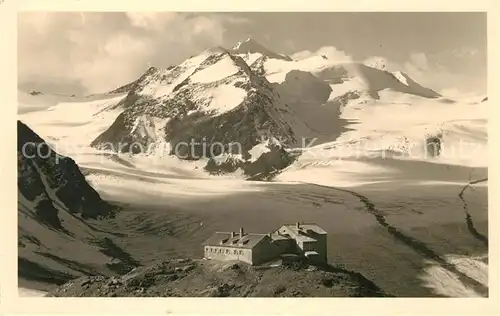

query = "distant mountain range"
[82, 38, 444, 177]
[92, 39, 438, 153]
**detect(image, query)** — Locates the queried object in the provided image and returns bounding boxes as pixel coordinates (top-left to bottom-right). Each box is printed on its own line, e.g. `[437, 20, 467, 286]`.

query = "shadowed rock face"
[244, 143, 298, 180]
[204, 140, 299, 181]
[18, 120, 114, 228]
[276, 70, 333, 103]
[17, 121, 138, 291]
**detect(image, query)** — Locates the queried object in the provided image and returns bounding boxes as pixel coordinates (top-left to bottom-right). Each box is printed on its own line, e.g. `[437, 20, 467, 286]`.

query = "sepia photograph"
[15, 11, 489, 299]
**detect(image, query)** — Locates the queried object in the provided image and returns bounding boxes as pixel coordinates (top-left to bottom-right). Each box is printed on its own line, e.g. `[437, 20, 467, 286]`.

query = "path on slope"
[297, 181, 488, 297]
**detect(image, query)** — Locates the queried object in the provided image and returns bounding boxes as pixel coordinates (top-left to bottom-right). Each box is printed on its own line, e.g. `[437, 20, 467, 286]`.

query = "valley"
[17, 38, 488, 298]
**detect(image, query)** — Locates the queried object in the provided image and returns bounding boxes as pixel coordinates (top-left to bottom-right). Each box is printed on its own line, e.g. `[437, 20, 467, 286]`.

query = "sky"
[18, 12, 487, 97]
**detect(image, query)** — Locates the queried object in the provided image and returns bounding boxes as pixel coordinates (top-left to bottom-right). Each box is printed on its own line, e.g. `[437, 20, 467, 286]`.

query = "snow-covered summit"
[231, 38, 292, 61]
[91, 45, 305, 159]
[87, 38, 447, 176]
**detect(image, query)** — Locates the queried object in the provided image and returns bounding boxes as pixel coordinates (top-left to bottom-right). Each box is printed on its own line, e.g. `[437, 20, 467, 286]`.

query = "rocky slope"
[204, 137, 300, 180]
[18, 120, 114, 227]
[47, 259, 390, 297]
[18, 121, 133, 290]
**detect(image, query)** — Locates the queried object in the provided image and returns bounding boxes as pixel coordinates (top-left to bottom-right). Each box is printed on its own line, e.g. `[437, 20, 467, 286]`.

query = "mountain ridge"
[91, 46, 304, 159]
[90, 39, 443, 178]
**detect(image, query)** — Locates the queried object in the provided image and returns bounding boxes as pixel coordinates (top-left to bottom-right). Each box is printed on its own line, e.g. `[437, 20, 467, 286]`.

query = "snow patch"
[19, 94, 125, 156]
[248, 143, 271, 162]
[419, 254, 487, 297]
[392, 71, 409, 86]
[248, 137, 283, 162]
[245, 53, 263, 66]
[194, 84, 247, 114]
[141, 53, 209, 98]
[190, 55, 240, 84]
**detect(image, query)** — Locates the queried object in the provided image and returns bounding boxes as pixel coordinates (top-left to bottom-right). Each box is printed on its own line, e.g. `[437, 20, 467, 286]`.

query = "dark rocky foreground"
[47, 259, 390, 297]
[18, 121, 126, 288]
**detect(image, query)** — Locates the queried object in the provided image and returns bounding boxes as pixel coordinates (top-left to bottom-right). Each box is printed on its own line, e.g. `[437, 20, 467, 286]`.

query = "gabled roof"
[203, 232, 268, 249]
[268, 232, 290, 241]
[274, 223, 327, 242]
[282, 223, 327, 235]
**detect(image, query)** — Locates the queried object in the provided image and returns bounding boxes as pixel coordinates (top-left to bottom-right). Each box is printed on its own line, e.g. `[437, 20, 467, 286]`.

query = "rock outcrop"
[18, 120, 114, 228]
[47, 259, 390, 297]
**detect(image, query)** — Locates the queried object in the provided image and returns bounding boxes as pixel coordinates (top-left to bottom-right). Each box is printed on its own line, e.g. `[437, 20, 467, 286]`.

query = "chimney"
[296, 222, 300, 229]
[239, 227, 244, 237]
[231, 231, 235, 238]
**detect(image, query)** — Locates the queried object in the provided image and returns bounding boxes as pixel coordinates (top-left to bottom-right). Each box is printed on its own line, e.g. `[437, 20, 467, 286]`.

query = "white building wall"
[204, 246, 253, 264]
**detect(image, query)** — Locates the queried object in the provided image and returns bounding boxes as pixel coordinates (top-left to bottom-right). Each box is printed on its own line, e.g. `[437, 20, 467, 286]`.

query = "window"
[239, 250, 243, 255]
[234, 250, 238, 255]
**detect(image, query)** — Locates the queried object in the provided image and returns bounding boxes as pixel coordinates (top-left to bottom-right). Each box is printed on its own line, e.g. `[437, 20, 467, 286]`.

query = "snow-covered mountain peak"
[204, 46, 229, 55]
[230, 38, 292, 61]
[91, 38, 445, 170]
[231, 37, 254, 50]
[91, 42, 306, 159]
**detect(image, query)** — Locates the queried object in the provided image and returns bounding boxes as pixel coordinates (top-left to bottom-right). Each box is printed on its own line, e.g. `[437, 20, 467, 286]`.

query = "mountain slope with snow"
[89, 39, 445, 172]
[91, 47, 308, 160]
[230, 38, 293, 61]
[19, 39, 485, 181]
